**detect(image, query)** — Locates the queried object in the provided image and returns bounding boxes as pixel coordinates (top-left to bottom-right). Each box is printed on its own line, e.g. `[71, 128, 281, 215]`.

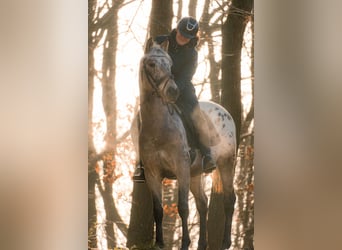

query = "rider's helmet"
[177, 17, 199, 39]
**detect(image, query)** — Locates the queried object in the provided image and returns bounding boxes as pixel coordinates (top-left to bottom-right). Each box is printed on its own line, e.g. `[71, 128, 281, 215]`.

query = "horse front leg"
[152, 194, 164, 248]
[178, 178, 191, 250]
[146, 173, 164, 248]
[219, 157, 236, 249]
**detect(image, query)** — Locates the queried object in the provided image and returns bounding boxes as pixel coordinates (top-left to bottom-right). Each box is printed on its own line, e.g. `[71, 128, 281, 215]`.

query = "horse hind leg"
[152, 194, 164, 248]
[222, 188, 236, 249]
[218, 156, 236, 249]
[190, 175, 208, 250]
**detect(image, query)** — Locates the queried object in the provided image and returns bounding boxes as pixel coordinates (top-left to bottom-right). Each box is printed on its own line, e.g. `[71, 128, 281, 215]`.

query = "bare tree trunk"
[149, 0, 173, 37]
[127, 182, 154, 248]
[231, 17, 254, 247]
[177, 0, 183, 21]
[232, 133, 254, 249]
[221, 0, 253, 147]
[188, 0, 198, 18]
[88, 135, 98, 249]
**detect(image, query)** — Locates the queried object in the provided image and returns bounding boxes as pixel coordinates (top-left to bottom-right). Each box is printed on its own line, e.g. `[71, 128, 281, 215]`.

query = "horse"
[131, 38, 236, 250]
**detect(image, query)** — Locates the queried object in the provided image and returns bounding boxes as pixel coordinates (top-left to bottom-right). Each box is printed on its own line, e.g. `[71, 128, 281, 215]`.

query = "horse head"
[140, 38, 179, 104]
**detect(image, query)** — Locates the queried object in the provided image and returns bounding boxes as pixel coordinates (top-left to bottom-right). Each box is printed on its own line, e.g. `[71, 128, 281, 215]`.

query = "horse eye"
[148, 62, 155, 68]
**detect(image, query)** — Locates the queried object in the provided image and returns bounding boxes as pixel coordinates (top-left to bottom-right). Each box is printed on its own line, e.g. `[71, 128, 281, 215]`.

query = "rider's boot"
[200, 145, 217, 173]
[133, 161, 145, 183]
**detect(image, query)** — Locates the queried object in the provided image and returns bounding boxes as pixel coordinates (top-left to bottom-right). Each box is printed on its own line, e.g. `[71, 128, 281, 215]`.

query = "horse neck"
[140, 91, 169, 125]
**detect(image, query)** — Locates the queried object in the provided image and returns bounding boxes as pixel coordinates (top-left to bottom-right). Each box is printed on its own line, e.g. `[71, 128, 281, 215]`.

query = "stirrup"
[133, 166, 145, 183]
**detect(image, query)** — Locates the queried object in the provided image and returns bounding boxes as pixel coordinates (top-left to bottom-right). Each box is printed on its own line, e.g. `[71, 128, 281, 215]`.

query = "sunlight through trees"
[88, 0, 254, 249]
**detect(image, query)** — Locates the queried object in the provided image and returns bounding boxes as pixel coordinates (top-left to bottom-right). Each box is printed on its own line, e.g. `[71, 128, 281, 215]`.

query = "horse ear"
[145, 37, 154, 54]
[160, 40, 169, 52]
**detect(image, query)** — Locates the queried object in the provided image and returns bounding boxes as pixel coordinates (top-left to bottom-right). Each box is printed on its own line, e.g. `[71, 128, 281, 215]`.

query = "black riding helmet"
[177, 17, 199, 39]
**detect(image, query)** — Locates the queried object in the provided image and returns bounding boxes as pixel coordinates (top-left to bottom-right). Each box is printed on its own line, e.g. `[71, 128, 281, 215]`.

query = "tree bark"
[234, 21, 254, 245]
[188, 0, 198, 18]
[88, 150, 98, 249]
[127, 183, 155, 248]
[232, 133, 254, 249]
[221, 0, 253, 147]
[149, 0, 173, 37]
[176, 0, 183, 21]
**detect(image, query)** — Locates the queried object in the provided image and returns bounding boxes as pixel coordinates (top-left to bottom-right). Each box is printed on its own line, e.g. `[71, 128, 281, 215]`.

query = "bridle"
[143, 54, 175, 104]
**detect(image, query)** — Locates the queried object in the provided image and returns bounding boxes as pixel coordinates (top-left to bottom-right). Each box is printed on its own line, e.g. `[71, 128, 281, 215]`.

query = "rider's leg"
[197, 140, 217, 173]
[177, 87, 217, 173]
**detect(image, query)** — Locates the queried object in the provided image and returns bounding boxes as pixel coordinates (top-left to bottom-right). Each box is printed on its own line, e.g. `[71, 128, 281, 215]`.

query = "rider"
[133, 16, 217, 182]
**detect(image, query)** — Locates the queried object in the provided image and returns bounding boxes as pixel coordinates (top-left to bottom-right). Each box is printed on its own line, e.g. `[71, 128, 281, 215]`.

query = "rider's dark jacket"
[154, 29, 199, 113]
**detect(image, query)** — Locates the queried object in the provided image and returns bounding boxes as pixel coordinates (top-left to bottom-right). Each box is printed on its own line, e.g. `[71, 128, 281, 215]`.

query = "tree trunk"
[232, 133, 254, 249]
[100, 1, 124, 248]
[126, 183, 154, 248]
[233, 20, 254, 245]
[221, 0, 253, 147]
[176, 0, 183, 21]
[188, 0, 198, 18]
[149, 0, 173, 37]
[88, 150, 98, 249]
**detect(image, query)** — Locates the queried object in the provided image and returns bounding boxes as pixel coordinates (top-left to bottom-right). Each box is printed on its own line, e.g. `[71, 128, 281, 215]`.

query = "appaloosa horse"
[131, 38, 236, 250]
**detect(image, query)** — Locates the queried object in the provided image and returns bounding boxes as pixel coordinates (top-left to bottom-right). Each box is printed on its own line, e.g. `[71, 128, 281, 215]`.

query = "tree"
[149, 0, 173, 36]
[189, 0, 198, 18]
[221, 0, 253, 146]
[231, 14, 254, 249]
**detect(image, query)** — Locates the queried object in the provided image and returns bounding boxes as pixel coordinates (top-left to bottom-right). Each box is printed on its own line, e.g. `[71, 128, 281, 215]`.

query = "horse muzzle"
[164, 80, 179, 103]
